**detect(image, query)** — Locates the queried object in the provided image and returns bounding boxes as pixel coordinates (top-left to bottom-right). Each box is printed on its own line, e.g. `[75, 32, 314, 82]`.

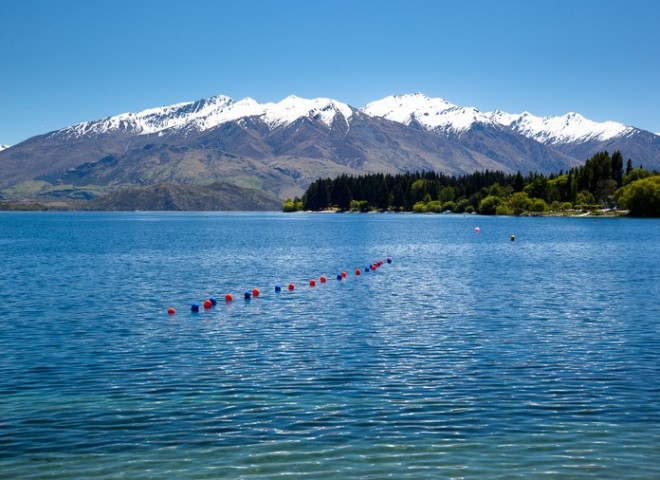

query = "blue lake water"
[0, 212, 659, 479]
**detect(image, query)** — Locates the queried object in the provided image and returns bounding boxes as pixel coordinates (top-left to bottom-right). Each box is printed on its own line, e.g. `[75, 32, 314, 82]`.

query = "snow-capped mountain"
[1, 92, 658, 206]
[489, 110, 633, 145]
[362, 93, 635, 145]
[56, 95, 353, 139]
[362, 93, 495, 135]
[0, 144, 10, 152]
[53, 91, 646, 151]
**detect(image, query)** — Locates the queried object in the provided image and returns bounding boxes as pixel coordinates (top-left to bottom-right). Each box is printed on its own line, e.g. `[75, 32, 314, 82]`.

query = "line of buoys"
[168, 256, 393, 314]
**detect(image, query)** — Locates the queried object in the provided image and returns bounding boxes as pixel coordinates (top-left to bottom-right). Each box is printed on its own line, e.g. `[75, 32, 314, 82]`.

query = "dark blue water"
[1, 212, 659, 479]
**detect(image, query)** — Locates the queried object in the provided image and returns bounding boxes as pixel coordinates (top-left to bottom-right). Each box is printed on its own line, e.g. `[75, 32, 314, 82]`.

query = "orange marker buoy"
[225, 293, 233, 302]
[203, 299, 212, 309]
[288, 283, 295, 291]
[252, 288, 260, 297]
[320, 275, 326, 283]
[309, 279, 316, 287]
[475, 227, 480, 233]
[355, 268, 361, 276]
[167, 307, 176, 315]
[341, 271, 347, 278]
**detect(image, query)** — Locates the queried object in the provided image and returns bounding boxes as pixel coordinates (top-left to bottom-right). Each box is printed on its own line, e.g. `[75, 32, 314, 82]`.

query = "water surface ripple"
[0, 213, 658, 478]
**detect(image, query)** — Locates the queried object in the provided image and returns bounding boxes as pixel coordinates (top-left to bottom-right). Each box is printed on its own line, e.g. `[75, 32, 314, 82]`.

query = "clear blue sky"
[2, 0, 659, 145]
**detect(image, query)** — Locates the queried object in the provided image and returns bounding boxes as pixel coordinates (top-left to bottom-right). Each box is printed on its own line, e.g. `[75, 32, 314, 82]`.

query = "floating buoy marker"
[341, 271, 347, 278]
[510, 234, 515, 242]
[275, 284, 282, 293]
[309, 279, 316, 287]
[252, 288, 260, 298]
[288, 283, 295, 291]
[225, 293, 233, 302]
[168, 307, 176, 315]
[475, 227, 480, 233]
[355, 268, 361, 276]
[386, 257, 392, 264]
[320, 276, 326, 283]
[191, 304, 200, 313]
[203, 299, 212, 309]
[336, 274, 342, 281]
[244, 291, 252, 300]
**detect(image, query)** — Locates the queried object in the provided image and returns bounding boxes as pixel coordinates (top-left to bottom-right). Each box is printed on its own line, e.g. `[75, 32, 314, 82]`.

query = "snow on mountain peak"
[57, 95, 353, 139]
[51, 91, 637, 146]
[260, 96, 353, 129]
[489, 109, 632, 144]
[0, 144, 10, 152]
[362, 93, 492, 134]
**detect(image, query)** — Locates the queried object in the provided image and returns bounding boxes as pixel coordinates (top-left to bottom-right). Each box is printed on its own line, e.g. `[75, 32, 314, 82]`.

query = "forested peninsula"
[284, 151, 660, 217]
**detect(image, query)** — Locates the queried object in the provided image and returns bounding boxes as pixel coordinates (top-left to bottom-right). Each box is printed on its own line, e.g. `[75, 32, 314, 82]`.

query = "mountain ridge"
[1, 92, 658, 209]
[42, 92, 643, 146]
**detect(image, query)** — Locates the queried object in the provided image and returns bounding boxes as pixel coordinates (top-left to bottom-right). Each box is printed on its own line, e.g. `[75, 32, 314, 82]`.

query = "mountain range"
[1, 93, 658, 209]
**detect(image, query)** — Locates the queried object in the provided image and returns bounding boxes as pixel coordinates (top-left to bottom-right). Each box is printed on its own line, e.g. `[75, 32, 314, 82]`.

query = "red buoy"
[309, 279, 316, 287]
[167, 307, 176, 315]
[252, 288, 260, 297]
[341, 271, 347, 278]
[288, 283, 295, 291]
[320, 275, 326, 283]
[203, 299, 212, 309]
[225, 293, 233, 302]
[355, 269, 361, 276]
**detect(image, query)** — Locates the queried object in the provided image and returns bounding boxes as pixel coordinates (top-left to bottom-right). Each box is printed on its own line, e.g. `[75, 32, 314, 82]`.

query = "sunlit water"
[1, 212, 659, 479]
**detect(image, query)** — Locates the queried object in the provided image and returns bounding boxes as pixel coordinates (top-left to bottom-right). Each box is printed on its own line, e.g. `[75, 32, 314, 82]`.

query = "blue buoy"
[209, 297, 217, 306]
[336, 274, 342, 281]
[386, 257, 392, 264]
[365, 267, 369, 272]
[244, 291, 252, 300]
[191, 303, 200, 313]
[275, 284, 282, 293]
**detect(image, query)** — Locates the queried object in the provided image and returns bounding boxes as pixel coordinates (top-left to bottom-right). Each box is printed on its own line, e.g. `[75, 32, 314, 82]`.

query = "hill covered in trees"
[286, 151, 660, 217]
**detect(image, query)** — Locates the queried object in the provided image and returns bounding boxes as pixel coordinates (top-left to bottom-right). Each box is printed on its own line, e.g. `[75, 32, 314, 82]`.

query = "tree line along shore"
[284, 151, 660, 217]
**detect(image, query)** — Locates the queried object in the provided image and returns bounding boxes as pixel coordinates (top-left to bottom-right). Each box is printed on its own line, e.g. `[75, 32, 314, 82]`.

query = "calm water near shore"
[1, 212, 659, 479]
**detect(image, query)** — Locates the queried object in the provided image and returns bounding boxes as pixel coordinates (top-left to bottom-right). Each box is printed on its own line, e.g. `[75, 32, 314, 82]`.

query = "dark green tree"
[611, 151, 624, 186]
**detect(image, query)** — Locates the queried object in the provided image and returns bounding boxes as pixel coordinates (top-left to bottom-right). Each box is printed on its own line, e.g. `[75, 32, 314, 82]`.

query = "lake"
[1, 212, 659, 479]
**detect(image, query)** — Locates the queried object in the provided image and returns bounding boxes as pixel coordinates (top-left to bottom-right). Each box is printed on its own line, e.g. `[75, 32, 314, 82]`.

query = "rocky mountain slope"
[1, 93, 657, 209]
